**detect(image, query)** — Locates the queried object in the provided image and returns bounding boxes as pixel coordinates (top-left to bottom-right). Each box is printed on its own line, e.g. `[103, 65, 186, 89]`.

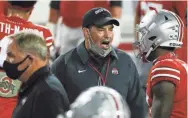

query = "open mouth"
[101, 40, 110, 49]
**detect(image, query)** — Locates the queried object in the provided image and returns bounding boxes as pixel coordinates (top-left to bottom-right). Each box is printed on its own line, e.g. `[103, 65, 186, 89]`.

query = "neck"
[7, 9, 29, 20]
[84, 39, 89, 50]
[89, 51, 109, 67]
[20, 61, 47, 83]
[157, 49, 172, 57]
[153, 49, 172, 62]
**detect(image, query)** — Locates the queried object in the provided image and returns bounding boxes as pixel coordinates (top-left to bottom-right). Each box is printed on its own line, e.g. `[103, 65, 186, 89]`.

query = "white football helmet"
[66, 86, 130, 118]
[133, 9, 184, 62]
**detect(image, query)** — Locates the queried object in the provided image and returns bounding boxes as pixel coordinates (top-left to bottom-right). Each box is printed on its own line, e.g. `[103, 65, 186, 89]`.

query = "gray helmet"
[66, 86, 130, 118]
[133, 9, 184, 62]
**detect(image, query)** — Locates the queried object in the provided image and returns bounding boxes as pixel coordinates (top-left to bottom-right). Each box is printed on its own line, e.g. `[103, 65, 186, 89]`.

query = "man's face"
[88, 24, 114, 50]
[6, 39, 30, 72]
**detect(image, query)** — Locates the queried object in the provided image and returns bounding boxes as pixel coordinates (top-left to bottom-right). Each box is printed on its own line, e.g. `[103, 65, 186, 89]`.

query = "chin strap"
[144, 47, 153, 62]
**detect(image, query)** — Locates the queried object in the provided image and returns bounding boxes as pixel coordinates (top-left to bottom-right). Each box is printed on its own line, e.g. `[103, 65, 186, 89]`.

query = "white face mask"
[87, 29, 112, 58]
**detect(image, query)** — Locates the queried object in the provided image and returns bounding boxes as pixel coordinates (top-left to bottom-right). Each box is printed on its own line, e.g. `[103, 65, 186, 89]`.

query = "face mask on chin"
[3, 55, 30, 80]
[87, 30, 112, 58]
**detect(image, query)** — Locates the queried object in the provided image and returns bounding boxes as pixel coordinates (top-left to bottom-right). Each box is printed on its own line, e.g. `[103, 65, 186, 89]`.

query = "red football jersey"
[136, 0, 187, 62]
[0, 14, 53, 118]
[146, 53, 187, 118]
[137, 1, 174, 19]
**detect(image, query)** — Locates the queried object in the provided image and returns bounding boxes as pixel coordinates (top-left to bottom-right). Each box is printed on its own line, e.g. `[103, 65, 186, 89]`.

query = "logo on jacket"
[0, 71, 21, 97]
[78, 69, 87, 73]
[21, 97, 27, 106]
[112, 68, 118, 75]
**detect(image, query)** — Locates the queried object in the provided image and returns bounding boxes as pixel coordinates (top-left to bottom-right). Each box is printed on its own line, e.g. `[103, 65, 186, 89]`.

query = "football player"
[133, 9, 187, 118]
[135, 0, 187, 62]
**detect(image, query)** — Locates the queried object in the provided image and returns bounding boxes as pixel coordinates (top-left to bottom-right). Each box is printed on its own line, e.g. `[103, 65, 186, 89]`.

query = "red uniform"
[136, 0, 187, 62]
[0, 14, 53, 118]
[146, 53, 187, 118]
[59, 1, 110, 28]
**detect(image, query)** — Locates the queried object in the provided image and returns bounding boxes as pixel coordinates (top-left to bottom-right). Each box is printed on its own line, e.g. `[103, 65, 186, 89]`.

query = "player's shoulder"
[31, 23, 50, 31]
[34, 24, 49, 29]
[149, 58, 184, 86]
[150, 58, 186, 79]
[153, 58, 183, 70]
[0, 13, 5, 20]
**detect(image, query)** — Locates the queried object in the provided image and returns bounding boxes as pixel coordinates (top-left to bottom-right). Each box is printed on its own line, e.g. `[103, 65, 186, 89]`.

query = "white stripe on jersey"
[46, 37, 53, 41]
[151, 67, 180, 74]
[151, 74, 180, 80]
[153, 59, 174, 66]
[46, 42, 53, 47]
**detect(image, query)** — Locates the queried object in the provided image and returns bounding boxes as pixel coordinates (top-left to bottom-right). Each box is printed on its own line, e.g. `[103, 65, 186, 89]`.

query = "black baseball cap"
[82, 7, 119, 28]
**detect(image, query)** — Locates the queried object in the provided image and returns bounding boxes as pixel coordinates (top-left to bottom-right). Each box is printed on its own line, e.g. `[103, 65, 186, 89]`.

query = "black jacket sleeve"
[51, 55, 66, 85]
[50, 1, 60, 10]
[126, 60, 148, 118]
[32, 90, 67, 118]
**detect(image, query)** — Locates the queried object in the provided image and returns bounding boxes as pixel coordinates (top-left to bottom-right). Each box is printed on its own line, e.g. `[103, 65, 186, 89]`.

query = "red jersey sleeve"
[150, 59, 181, 87]
[42, 27, 53, 48]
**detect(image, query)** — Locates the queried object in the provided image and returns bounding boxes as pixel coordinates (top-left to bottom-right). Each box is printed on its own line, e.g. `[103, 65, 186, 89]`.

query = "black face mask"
[3, 55, 30, 80]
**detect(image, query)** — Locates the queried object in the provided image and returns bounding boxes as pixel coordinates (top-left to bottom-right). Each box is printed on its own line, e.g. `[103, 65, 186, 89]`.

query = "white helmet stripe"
[170, 11, 184, 42]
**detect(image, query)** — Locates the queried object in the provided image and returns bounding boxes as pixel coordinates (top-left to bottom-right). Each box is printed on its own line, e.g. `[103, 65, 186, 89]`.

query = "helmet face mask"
[133, 26, 154, 62]
[134, 9, 184, 62]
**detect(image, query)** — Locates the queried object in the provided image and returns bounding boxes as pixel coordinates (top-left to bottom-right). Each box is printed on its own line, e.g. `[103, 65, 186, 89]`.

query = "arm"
[48, 1, 60, 24]
[46, 1, 60, 37]
[151, 81, 175, 118]
[109, 1, 122, 47]
[51, 56, 65, 84]
[109, 1, 122, 19]
[126, 59, 148, 118]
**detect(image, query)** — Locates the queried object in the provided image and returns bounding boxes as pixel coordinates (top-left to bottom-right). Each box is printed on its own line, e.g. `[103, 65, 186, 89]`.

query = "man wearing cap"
[46, 1, 122, 57]
[51, 7, 147, 118]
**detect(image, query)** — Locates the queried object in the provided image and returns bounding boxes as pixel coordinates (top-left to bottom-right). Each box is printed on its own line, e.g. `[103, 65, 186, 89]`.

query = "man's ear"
[27, 54, 35, 63]
[26, 9, 33, 18]
[82, 27, 90, 39]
